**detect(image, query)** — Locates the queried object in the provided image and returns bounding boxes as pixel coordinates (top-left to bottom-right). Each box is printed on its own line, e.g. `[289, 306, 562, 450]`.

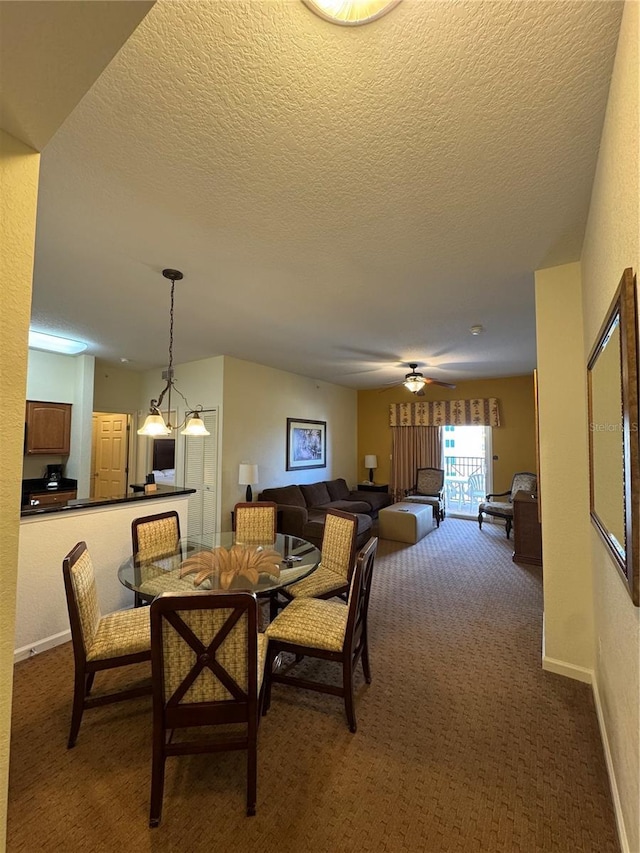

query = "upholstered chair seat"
[404, 467, 445, 526]
[478, 472, 537, 538]
[283, 508, 358, 603]
[62, 541, 151, 748]
[264, 537, 378, 733]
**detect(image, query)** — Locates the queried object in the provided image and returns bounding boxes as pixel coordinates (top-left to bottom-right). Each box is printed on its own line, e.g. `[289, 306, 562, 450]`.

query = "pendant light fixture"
[137, 269, 210, 438]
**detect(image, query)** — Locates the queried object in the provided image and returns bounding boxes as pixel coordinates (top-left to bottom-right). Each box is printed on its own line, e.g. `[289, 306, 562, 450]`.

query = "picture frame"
[286, 418, 326, 471]
[587, 268, 639, 605]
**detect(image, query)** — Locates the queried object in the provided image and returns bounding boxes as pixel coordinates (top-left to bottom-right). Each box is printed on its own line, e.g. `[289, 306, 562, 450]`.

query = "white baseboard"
[541, 626, 629, 853]
[592, 675, 631, 853]
[541, 654, 593, 683]
[14, 629, 71, 663]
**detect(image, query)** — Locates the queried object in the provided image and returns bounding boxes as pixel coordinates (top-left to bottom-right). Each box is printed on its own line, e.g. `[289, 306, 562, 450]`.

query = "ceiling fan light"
[137, 411, 171, 436]
[302, 0, 401, 26]
[180, 411, 210, 436]
[403, 376, 426, 393]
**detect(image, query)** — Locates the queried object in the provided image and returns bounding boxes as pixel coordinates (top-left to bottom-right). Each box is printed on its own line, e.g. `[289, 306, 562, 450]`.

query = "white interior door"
[183, 409, 219, 536]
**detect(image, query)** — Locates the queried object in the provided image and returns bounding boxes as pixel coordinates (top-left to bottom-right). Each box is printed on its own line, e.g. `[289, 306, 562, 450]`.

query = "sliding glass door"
[442, 425, 492, 518]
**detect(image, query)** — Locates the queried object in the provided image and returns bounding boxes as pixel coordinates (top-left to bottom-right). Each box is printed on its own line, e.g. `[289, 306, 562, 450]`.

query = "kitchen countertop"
[20, 485, 195, 517]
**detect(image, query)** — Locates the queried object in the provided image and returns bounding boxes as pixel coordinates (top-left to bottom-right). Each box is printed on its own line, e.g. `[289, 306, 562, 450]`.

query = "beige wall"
[222, 356, 358, 529]
[580, 2, 639, 848]
[93, 358, 144, 413]
[535, 262, 594, 676]
[0, 129, 40, 853]
[357, 375, 537, 490]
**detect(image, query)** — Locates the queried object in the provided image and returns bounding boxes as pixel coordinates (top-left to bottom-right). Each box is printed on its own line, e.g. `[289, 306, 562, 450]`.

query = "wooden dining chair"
[280, 508, 358, 604]
[233, 501, 278, 545]
[264, 537, 378, 733]
[149, 590, 267, 827]
[131, 510, 181, 606]
[62, 541, 152, 748]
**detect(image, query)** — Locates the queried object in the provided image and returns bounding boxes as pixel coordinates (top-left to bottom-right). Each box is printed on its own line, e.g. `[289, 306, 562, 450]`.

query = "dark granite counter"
[20, 485, 195, 518]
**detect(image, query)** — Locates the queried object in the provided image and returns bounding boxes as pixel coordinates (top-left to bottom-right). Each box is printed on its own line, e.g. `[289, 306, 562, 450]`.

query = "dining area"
[60, 502, 379, 827]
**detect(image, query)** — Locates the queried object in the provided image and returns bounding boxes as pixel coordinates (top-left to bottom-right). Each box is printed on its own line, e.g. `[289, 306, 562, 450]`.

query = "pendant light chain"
[165, 279, 175, 428]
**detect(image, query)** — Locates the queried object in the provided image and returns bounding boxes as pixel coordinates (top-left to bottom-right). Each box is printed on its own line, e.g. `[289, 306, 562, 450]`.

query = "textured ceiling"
[25, 0, 623, 389]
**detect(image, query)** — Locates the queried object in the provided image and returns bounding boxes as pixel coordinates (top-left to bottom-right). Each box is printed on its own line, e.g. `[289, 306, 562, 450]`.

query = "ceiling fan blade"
[424, 378, 457, 389]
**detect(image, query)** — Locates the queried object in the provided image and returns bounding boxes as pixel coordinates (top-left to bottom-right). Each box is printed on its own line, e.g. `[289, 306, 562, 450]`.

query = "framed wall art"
[286, 418, 326, 471]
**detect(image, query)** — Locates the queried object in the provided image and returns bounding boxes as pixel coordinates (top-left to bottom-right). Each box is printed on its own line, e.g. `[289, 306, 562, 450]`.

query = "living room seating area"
[258, 478, 392, 548]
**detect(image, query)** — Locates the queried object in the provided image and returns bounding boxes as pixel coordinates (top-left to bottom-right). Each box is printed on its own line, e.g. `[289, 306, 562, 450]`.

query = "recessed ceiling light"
[470, 325, 484, 336]
[28, 330, 88, 355]
[302, 0, 401, 26]
[120, 358, 130, 363]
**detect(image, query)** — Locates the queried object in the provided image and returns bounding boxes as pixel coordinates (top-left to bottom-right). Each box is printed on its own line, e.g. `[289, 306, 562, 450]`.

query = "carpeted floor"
[8, 519, 619, 852]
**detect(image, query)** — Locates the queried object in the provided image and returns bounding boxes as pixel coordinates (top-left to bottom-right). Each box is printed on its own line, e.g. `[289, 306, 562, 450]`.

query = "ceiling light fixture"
[302, 0, 401, 26]
[470, 325, 484, 335]
[403, 363, 427, 393]
[28, 330, 87, 355]
[137, 269, 210, 438]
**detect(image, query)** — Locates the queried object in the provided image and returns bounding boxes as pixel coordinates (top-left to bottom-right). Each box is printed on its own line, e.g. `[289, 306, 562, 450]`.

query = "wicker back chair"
[131, 511, 181, 606]
[265, 536, 378, 733]
[62, 541, 151, 748]
[233, 501, 278, 544]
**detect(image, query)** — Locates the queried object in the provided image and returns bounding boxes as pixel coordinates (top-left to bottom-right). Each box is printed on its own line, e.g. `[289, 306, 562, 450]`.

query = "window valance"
[389, 398, 501, 427]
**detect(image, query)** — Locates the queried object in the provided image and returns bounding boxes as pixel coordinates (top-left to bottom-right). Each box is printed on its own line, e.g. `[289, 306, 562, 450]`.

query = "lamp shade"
[238, 463, 259, 485]
[180, 411, 210, 436]
[364, 455, 378, 469]
[137, 411, 171, 436]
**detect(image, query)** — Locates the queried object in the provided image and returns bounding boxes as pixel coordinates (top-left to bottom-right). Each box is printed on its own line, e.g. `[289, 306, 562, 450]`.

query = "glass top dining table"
[118, 532, 320, 603]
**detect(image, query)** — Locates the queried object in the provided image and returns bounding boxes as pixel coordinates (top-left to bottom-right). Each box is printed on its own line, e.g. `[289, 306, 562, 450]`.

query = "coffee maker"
[45, 463, 64, 490]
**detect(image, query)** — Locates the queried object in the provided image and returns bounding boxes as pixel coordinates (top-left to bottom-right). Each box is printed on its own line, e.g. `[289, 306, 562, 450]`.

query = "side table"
[357, 483, 389, 493]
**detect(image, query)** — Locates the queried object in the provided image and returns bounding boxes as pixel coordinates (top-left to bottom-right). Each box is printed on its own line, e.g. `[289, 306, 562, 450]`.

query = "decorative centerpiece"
[179, 545, 282, 588]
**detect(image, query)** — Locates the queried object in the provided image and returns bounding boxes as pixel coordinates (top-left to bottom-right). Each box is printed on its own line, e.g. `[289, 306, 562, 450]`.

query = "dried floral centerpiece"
[179, 544, 282, 589]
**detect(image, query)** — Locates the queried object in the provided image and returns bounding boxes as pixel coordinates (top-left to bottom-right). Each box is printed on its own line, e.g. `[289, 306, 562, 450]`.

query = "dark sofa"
[258, 478, 392, 548]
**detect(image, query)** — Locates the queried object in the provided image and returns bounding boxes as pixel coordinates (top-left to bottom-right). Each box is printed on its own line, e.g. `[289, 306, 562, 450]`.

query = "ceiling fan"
[398, 363, 456, 395]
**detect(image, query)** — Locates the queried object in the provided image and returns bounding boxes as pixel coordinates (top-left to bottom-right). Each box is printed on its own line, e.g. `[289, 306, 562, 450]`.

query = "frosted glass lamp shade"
[137, 411, 171, 436]
[181, 412, 210, 436]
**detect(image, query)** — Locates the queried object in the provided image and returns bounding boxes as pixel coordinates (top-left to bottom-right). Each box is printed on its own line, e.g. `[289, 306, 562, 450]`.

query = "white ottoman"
[378, 502, 435, 544]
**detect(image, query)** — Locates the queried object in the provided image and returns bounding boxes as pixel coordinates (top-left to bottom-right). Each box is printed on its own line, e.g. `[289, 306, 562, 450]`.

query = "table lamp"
[238, 463, 259, 502]
[364, 455, 378, 484]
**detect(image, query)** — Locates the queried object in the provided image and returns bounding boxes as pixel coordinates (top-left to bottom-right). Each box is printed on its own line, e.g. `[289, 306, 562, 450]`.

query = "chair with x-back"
[149, 590, 267, 827]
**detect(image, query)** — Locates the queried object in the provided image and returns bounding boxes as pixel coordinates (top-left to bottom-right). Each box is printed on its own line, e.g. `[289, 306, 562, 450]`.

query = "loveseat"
[258, 478, 392, 548]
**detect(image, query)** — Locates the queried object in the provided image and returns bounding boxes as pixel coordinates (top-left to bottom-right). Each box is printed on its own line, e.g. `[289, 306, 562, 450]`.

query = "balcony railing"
[444, 456, 485, 478]
[443, 456, 486, 515]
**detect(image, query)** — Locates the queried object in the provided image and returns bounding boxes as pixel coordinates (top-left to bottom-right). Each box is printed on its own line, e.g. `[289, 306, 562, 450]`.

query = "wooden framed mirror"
[587, 268, 639, 605]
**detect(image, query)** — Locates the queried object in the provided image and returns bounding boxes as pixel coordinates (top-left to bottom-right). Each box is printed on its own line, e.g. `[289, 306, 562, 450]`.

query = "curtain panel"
[389, 398, 500, 427]
[390, 426, 442, 502]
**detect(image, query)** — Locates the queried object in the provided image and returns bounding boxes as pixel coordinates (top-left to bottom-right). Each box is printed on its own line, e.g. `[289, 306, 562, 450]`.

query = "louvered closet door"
[184, 409, 219, 537]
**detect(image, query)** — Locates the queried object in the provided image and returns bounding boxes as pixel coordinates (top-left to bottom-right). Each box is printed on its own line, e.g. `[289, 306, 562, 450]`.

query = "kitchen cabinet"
[25, 401, 71, 455]
[28, 490, 77, 507]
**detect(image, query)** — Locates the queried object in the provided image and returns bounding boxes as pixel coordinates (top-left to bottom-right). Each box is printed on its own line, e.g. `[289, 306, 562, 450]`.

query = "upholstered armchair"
[404, 467, 445, 526]
[478, 472, 537, 538]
